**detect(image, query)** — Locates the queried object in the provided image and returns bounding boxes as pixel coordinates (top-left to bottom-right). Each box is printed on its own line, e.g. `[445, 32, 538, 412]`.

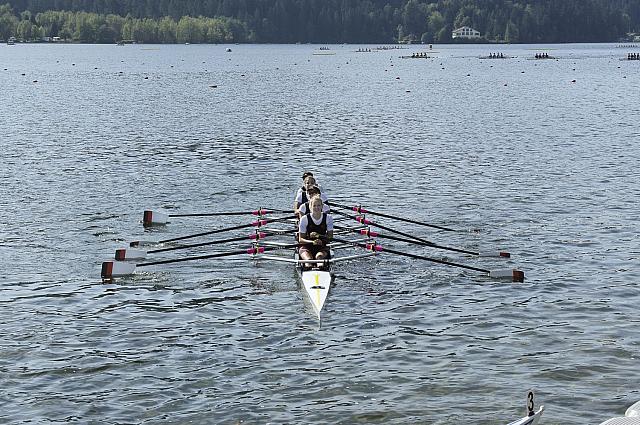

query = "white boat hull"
[300, 269, 332, 319]
[507, 406, 544, 425]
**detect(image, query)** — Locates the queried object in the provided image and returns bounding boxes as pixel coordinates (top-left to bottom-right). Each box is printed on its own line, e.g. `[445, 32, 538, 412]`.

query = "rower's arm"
[298, 233, 314, 245]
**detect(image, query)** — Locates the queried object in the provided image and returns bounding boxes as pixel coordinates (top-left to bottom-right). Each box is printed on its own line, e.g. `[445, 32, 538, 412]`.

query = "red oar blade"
[101, 261, 137, 278]
[143, 210, 169, 226]
[488, 269, 525, 282]
[115, 248, 147, 261]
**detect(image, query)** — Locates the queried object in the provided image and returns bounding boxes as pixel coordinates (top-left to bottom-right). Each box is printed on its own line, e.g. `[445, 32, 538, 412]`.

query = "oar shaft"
[332, 237, 489, 273]
[374, 245, 490, 273]
[157, 215, 296, 244]
[333, 210, 433, 245]
[169, 209, 289, 217]
[328, 201, 457, 232]
[138, 244, 297, 267]
[158, 223, 252, 244]
[350, 228, 483, 256]
[149, 232, 268, 254]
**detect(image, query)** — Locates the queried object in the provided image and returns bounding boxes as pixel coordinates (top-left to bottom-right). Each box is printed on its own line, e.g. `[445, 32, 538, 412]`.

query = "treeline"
[1, 0, 638, 44]
[0, 5, 249, 43]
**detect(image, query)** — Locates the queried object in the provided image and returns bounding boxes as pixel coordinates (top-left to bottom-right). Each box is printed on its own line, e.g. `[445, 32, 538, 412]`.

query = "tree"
[504, 20, 519, 43]
[176, 16, 202, 43]
[401, 0, 426, 42]
[16, 19, 33, 40]
[427, 10, 444, 38]
[157, 16, 176, 43]
[0, 0, 637, 44]
[0, 5, 19, 40]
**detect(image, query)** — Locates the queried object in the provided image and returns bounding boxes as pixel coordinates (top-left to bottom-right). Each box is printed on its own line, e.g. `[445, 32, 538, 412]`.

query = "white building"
[452, 26, 481, 39]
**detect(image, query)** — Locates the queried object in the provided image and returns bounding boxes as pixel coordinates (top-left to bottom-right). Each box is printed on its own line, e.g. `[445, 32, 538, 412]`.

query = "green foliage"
[0, 0, 637, 43]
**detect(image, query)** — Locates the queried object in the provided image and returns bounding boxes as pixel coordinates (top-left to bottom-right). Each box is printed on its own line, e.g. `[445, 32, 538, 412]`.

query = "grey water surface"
[1, 42, 639, 424]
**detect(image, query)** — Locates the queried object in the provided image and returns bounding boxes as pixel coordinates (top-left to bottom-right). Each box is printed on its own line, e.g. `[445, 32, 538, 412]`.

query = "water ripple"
[1, 43, 639, 424]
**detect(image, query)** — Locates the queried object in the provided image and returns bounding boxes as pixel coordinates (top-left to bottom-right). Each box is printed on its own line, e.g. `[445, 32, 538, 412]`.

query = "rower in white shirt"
[298, 196, 334, 267]
[298, 186, 330, 215]
[294, 175, 328, 216]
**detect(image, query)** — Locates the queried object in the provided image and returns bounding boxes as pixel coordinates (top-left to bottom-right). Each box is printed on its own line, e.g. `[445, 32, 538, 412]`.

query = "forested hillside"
[1, 0, 638, 44]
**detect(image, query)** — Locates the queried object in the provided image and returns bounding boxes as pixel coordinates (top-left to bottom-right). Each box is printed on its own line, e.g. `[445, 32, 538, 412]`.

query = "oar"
[331, 209, 434, 245]
[331, 237, 524, 282]
[327, 200, 457, 232]
[130, 214, 296, 247]
[101, 244, 297, 278]
[338, 227, 510, 258]
[116, 231, 277, 261]
[143, 208, 290, 226]
[118, 228, 299, 260]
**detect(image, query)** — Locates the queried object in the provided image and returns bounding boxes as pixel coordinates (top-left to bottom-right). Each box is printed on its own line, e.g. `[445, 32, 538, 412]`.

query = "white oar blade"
[489, 268, 525, 282]
[143, 210, 169, 226]
[101, 261, 136, 278]
[115, 248, 147, 261]
[479, 250, 511, 258]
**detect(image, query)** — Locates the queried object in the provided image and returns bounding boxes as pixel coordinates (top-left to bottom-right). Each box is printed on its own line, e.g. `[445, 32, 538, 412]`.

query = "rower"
[298, 196, 333, 268]
[299, 171, 323, 191]
[294, 175, 328, 215]
[298, 186, 330, 215]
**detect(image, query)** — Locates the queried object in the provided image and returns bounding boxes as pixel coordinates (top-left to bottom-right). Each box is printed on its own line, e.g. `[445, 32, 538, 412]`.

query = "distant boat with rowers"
[621, 52, 640, 60]
[400, 52, 432, 59]
[313, 47, 335, 55]
[479, 53, 513, 59]
[7, 36, 16, 45]
[528, 52, 557, 60]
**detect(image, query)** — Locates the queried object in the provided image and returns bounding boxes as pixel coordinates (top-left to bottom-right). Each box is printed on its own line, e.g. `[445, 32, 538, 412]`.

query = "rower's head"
[302, 171, 314, 180]
[303, 175, 317, 189]
[306, 185, 321, 197]
[309, 195, 324, 215]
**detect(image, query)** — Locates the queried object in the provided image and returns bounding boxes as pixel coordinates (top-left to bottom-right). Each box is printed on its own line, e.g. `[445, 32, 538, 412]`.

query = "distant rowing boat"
[479, 55, 513, 59]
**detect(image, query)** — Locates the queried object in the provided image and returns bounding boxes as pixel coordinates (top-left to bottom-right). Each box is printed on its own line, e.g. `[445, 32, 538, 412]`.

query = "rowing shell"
[295, 248, 333, 320]
[507, 406, 544, 425]
[300, 268, 332, 320]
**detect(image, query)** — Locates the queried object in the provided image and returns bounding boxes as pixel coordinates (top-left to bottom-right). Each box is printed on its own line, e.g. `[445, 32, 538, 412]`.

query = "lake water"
[1, 42, 639, 424]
